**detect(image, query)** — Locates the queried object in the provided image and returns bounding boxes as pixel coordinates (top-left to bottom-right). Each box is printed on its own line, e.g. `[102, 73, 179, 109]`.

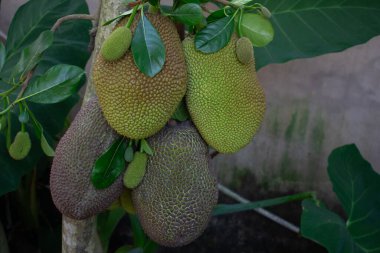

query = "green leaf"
[21, 64, 85, 104]
[144, 240, 159, 253]
[166, 3, 203, 26]
[328, 144, 380, 252]
[129, 214, 147, 248]
[148, 0, 159, 7]
[97, 208, 125, 252]
[195, 15, 235, 53]
[301, 199, 364, 253]
[0, 42, 5, 71]
[7, 30, 54, 81]
[239, 13, 274, 47]
[103, 8, 140, 26]
[41, 133, 55, 157]
[114, 245, 134, 253]
[91, 138, 128, 189]
[171, 100, 189, 122]
[213, 191, 314, 216]
[131, 12, 166, 77]
[140, 139, 154, 156]
[253, 0, 380, 69]
[206, 8, 233, 23]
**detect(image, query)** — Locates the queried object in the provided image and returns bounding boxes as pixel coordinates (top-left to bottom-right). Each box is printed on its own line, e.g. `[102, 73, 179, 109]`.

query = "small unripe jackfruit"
[132, 122, 218, 247]
[100, 26, 132, 61]
[93, 14, 187, 139]
[123, 151, 147, 189]
[184, 35, 265, 153]
[236, 37, 253, 65]
[50, 98, 124, 220]
[8, 131, 31, 160]
[120, 189, 135, 214]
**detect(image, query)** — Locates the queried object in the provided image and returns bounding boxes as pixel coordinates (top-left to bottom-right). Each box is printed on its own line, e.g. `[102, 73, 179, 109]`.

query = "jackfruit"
[50, 98, 124, 220]
[8, 131, 31, 160]
[123, 151, 147, 189]
[132, 122, 218, 247]
[92, 14, 187, 139]
[183, 35, 265, 153]
[100, 26, 132, 61]
[236, 37, 253, 65]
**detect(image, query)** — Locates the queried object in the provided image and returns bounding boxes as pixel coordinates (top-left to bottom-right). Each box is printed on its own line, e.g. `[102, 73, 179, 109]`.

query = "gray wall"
[1, 1, 379, 201]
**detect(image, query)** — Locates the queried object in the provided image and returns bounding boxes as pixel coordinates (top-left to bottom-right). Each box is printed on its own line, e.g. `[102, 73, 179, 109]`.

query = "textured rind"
[132, 122, 218, 247]
[50, 98, 124, 220]
[93, 14, 187, 139]
[184, 35, 266, 153]
[236, 37, 254, 65]
[100, 26, 132, 61]
[9, 131, 31, 160]
[123, 151, 147, 189]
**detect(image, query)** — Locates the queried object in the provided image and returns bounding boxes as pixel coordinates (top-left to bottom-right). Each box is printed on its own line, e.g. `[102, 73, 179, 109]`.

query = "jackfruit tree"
[1, 0, 380, 252]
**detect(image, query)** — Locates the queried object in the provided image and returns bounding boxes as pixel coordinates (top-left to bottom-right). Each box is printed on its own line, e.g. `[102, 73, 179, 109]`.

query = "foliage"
[301, 144, 380, 253]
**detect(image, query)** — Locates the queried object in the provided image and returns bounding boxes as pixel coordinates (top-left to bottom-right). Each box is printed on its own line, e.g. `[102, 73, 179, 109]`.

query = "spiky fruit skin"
[236, 37, 254, 65]
[100, 26, 132, 61]
[123, 151, 147, 189]
[9, 131, 31, 160]
[93, 14, 187, 139]
[132, 122, 218, 247]
[183, 35, 266, 153]
[50, 98, 123, 220]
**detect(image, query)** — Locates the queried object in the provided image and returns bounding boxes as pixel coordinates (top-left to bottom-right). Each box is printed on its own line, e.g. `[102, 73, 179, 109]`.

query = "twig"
[128, 0, 142, 8]
[51, 14, 97, 32]
[201, 5, 212, 13]
[218, 184, 300, 233]
[210, 151, 220, 159]
[213, 0, 233, 6]
[16, 70, 34, 100]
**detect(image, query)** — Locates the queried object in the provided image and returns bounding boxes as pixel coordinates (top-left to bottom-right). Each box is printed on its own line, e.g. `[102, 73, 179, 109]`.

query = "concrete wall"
[1, 1, 379, 201]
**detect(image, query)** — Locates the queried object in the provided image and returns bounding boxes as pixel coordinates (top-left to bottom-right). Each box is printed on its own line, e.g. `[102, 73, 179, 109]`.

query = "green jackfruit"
[120, 189, 135, 214]
[101, 26, 132, 61]
[50, 98, 124, 220]
[93, 14, 187, 139]
[236, 37, 253, 65]
[132, 122, 218, 247]
[8, 131, 31, 160]
[123, 151, 147, 189]
[183, 35, 266, 153]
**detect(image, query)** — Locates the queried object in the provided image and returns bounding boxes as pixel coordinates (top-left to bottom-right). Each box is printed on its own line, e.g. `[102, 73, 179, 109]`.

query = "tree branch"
[51, 14, 97, 32]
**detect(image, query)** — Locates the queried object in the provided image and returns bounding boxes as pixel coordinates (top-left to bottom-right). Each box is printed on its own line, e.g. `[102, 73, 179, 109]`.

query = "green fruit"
[100, 26, 132, 61]
[8, 131, 31, 160]
[240, 13, 274, 47]
[123, 151, 147, 189]
[132, 123, 218, 247]
[93, 14, 187, 139]
[50, 98, 124, 220]
[236, 37, 254, 65]
[120, 189, 135, 214]
[183, 35, 265, 153]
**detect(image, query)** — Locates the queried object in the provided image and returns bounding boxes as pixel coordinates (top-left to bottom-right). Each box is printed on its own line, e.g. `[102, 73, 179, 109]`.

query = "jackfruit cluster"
[50, 98, 124, 220]
[132, 123, 218, 247]
[93, 14, 187, 139]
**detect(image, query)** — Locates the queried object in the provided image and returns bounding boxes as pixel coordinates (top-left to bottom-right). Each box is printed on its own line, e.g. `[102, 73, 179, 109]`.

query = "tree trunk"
[62, 0, 125, 252]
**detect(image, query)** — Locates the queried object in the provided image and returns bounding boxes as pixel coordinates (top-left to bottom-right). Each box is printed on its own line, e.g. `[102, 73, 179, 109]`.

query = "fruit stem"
[126, 5, 140, 29]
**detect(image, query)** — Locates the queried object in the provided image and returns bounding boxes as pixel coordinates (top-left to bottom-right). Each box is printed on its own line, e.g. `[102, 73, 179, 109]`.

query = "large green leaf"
[328, 144, 380, 252]
[0, 42, 5, 71]
[301, 144, 380, 253]
[131, 12, 166, 77]
[22, 64, 85, 104]
[254, 0, 380, 69]
[0, 0, 90, 196]
[301, 199, 364, 253]
[165, 3, 204, 25]
[97, 208, 126, 252]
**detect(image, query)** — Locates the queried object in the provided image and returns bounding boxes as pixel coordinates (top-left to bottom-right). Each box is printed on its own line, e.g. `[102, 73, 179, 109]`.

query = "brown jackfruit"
[132, 122, 218, 247]
[50, 98, 123, 220]
[92, 14, 187, 139]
